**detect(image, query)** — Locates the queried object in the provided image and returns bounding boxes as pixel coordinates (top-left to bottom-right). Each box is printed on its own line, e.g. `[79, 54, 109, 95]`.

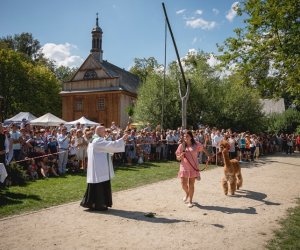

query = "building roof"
[260, 98, 285, 115]
[101, 60, 140, 93]
[62, 54, 140, 95]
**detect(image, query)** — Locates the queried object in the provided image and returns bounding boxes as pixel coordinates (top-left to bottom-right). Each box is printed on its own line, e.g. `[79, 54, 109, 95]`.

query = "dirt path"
[1, 153, 300, 250]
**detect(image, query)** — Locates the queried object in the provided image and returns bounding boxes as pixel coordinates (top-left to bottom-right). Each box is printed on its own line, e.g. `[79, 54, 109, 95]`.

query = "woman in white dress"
[75, 129, 87, 170]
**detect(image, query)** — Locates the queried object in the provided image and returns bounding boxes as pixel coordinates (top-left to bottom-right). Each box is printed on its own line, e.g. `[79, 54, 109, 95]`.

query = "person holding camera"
[125, 130, 136, 165]
[176, 130, 212, 208]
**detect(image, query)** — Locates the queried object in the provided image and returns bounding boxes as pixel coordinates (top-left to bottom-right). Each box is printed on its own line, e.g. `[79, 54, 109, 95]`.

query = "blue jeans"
[13, 149, 21, 161]
[58, 150, 68, 174]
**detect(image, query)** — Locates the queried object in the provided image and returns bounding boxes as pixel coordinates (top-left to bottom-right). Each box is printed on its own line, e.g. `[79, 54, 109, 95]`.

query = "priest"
[80, 126, 128, 211]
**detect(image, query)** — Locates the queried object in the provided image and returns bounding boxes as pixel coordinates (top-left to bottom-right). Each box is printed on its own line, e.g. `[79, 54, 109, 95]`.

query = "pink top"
[176, 142, 203, 178]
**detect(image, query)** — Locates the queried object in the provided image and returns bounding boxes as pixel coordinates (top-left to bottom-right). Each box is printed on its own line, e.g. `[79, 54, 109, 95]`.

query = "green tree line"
[1, 0, 299, 133]
[130, 0, 300, 133]
[0, 33, 76, 119]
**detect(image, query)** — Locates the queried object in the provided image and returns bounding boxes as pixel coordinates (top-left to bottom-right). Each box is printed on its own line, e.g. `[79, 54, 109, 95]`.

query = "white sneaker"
[183, 196, 188, 203]
[187, 202, 194, 208]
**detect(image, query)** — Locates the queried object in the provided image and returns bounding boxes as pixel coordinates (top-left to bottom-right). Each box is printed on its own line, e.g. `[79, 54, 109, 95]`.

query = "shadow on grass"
[85, 208, 190, 224]
[114, 161, 169, 172]
[0, 190, 41, 206]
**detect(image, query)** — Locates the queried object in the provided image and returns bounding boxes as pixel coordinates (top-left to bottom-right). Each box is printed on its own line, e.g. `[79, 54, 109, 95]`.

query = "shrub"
[6, 162, 28, 185]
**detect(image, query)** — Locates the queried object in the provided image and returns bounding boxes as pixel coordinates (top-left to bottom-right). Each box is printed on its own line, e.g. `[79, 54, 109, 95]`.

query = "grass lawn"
[267, 199, 300, 250]
[0, 161, 182, 218]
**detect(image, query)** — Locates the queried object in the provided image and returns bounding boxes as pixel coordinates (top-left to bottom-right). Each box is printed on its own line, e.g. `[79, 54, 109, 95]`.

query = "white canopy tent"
[4, 112, 37, 125]
[65, 116, 99, 127]
[30, 113, 66, 127]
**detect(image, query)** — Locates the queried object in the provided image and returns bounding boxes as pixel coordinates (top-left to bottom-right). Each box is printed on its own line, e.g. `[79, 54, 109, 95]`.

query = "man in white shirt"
[57, 127, 70, 175]
[10, 123, 22, 161]
[213, 130, 223, 152]
[80, 126, 128, 211]
[213, 130, 224, 165]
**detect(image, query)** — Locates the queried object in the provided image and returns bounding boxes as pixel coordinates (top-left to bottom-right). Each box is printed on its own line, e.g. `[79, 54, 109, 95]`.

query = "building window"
[97, 98, 105, 111]
[83, 70, 97, 80]
[75, 99, 83, 111]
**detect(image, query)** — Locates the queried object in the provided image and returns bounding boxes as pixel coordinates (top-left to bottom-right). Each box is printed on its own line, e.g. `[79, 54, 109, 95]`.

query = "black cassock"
[80, 180, 112, 211]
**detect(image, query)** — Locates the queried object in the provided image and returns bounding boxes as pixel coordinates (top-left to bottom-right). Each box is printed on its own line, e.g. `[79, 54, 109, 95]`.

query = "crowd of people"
[0, 120, 299, 181]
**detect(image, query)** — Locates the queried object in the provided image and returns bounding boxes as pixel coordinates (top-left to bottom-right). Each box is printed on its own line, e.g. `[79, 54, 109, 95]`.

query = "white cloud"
[207, 54, 220, 67]
[176, 9, 186, 15]
[186, 18, 216, 30]
[212, 8, 219, 15]
[192, 37, 197, 44]
[176, 50, 233, 78]
[226, 2, 239, 22]
[40, 43, 83, 68]
[195, 9, 203, 15]
[187, 48, 197, 55]
[207, 54, 234, 78]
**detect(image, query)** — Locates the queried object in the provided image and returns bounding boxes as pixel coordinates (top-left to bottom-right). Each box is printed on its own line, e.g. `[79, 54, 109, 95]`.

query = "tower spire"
[91, 13, 103, 62]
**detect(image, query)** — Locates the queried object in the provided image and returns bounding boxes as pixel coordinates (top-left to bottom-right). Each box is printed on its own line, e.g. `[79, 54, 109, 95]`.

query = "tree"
[133, 72, 181, 129]
[134, 52, 265, 132]
[218, 75, 264, 132]
[129, 57, 161, 84]
[218, 0, 300, 107]
[265, 109, 300, 133]
[0, 49, 61, 118]
[54, 65, 78, 82]
[0, 32, 41, 60]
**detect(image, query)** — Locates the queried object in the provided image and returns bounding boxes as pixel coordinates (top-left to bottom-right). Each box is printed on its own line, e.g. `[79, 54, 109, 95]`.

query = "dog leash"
[183, 143, 210, 172]
[199, 152, 216, 171]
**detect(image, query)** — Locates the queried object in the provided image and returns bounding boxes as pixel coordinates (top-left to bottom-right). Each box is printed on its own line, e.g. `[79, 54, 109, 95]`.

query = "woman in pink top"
[176, 130, 212, 208]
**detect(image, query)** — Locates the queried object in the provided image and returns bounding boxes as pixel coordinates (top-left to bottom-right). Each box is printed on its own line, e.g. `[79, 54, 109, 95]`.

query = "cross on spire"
[96, 12, 99, 26]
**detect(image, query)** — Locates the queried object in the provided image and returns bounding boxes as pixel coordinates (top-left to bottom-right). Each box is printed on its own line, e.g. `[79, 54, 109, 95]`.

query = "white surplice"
[86, 136, 125, 184]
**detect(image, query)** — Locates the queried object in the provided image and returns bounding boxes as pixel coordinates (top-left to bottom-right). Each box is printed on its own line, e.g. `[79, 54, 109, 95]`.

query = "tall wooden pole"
[162, 2, 190, 129]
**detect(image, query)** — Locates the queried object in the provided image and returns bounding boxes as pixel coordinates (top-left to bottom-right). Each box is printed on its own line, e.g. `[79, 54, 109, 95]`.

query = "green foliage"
[267, 199, 300, 250]
[265, 109, 300, 133]
[218, 0, 300, 107]
[6, 162, 28, 185]
[133, 52, 265, 131]
[0, 48, 61, 118]
[129, 57, 160, 84]
[133, 71, 181, 129]
[216, 75, 264, 132]
[126, 105, 134, 117]
[54, 65, 78, 82]
[296, 125, 300, 135]
[0, 32, 41, 60]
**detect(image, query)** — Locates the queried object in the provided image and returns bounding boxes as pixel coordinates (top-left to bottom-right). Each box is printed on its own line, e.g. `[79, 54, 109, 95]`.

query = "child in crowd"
[39, 156, 59, 178]
[27, 158, 38, 180]
[67, 154, 79, 173]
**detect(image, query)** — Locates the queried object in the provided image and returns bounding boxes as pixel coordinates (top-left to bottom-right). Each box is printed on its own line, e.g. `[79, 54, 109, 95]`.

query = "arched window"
[83, 70, 97, 80]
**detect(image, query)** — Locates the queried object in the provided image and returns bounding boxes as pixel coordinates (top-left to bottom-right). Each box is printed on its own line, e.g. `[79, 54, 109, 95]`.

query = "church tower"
[90, 13, 103, 62]
[61, 15, 140, 128]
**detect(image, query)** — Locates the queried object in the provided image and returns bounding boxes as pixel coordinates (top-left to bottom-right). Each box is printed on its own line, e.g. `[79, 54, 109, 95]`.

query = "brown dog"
[219, 140, 243, 195]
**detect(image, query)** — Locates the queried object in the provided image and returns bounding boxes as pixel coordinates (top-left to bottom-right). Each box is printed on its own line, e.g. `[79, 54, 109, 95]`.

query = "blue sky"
[1, 0, 243, 70]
